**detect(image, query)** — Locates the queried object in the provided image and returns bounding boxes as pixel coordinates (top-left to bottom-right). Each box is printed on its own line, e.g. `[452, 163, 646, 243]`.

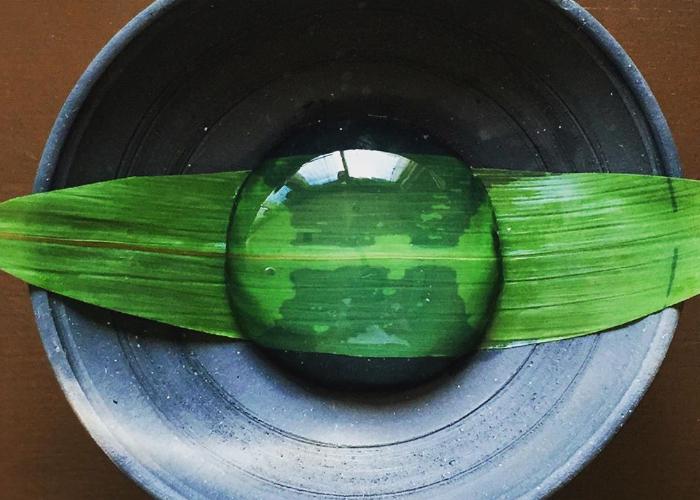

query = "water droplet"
[226, 147, 501, 387]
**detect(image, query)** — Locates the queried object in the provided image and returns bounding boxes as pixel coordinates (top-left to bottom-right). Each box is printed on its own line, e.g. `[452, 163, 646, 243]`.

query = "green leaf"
[0, 172, 247, 338]
[0, 158, 698, 357]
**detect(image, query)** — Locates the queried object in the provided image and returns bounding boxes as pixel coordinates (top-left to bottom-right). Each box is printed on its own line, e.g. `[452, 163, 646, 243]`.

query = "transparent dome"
[226, 149, 501, 387]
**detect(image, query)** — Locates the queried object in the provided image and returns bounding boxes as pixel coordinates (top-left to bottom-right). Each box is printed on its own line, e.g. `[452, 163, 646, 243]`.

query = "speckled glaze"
[31, 0, 680, 498]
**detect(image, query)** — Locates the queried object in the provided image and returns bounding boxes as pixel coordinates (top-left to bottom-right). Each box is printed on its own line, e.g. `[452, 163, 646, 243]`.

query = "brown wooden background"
[0, 1, 698, 498]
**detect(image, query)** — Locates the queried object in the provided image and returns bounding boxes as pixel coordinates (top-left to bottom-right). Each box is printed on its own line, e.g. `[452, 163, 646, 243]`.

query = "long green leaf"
[0, 160, 698, 357]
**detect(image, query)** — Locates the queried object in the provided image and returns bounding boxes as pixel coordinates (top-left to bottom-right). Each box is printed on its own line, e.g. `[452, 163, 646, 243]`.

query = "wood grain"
[0, 1, 697, 498]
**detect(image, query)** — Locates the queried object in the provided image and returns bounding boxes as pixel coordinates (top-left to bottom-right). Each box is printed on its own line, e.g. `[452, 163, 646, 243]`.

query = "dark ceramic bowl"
[33, 0, 681, 498]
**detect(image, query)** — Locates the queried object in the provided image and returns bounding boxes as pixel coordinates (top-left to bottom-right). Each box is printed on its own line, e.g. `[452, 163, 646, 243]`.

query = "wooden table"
[0, 1, 698, 498]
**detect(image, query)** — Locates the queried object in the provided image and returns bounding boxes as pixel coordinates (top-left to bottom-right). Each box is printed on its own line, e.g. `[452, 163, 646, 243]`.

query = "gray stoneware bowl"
[32, 0, 681, 498]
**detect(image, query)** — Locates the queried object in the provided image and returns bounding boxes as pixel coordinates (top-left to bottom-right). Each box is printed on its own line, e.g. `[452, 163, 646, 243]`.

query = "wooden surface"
[0, 1, 698, 498]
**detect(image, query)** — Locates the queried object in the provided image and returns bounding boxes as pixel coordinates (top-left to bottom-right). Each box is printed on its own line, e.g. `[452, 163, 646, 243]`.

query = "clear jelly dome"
[226, 150, 501, 373]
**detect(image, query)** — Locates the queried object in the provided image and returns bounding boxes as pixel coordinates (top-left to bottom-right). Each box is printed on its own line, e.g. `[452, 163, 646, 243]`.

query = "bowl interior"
[39, 0, 676, 497]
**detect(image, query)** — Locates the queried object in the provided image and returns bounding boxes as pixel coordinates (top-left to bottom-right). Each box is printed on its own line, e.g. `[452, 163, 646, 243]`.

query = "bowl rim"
[30, 0, 682, 498]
